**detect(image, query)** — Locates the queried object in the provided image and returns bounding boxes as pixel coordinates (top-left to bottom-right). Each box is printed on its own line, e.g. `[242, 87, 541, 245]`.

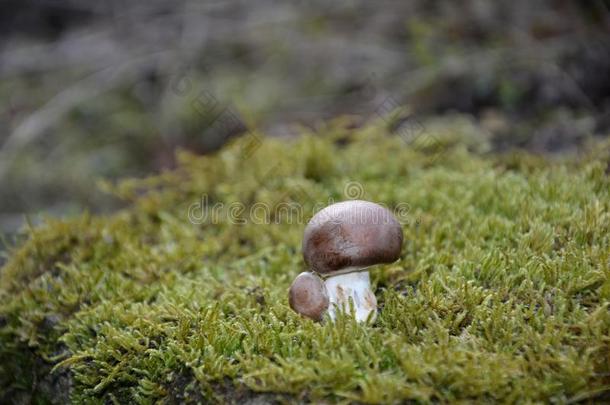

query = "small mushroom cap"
[303, 200, 403, 275]
[288, 272, 329, 321]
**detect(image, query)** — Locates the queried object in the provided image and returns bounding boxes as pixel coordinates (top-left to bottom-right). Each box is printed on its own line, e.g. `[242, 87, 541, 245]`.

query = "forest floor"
[1, 122, 609, 403]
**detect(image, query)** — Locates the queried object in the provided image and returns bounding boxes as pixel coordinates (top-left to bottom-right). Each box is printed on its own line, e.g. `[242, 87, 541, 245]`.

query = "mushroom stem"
[324, 271, 377, 322]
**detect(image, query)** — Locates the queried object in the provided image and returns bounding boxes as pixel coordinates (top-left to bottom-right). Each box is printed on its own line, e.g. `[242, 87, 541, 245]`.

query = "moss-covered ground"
[1, 121, 609, 403]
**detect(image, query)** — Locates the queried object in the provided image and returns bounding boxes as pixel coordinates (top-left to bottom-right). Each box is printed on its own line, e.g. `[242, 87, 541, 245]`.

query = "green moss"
[1, 119, 609, 403]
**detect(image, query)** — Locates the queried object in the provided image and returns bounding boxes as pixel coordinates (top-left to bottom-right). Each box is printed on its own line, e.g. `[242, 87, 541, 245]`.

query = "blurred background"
[0, 0, 609, 241]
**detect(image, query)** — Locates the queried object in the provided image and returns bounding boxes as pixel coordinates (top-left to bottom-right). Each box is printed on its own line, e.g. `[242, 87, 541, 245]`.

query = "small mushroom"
[300, 200, 403, 322]
[288, 272, 329, 321]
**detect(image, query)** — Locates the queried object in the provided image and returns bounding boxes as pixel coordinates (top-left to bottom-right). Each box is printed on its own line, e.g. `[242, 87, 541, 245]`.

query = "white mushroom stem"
[324, 271, 377, 322]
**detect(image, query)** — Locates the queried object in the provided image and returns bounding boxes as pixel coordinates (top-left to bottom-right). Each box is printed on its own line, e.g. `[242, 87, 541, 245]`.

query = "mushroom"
[288, 272, 329, 321]
[290, 200, 403, 322]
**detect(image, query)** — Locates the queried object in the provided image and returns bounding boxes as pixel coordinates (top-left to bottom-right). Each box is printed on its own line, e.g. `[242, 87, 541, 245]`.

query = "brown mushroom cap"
[303, 200, 403, 275]
[288, 272, 329, 321]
